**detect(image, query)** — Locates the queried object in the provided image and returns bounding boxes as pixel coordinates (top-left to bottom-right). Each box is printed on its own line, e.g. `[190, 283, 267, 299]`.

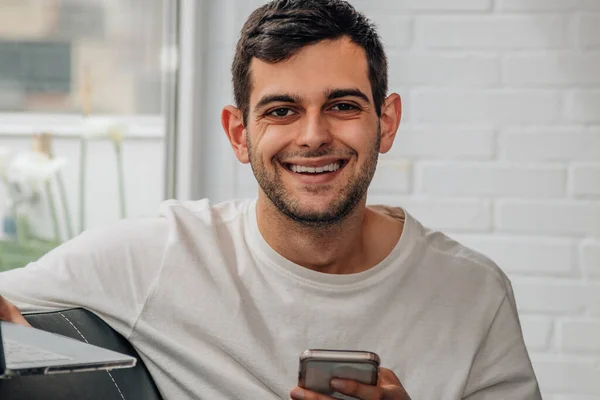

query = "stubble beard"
[247, 127, 381, 228]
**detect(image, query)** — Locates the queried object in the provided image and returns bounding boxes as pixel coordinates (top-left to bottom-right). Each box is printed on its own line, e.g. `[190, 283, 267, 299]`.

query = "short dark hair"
[232, 0, 388, 125]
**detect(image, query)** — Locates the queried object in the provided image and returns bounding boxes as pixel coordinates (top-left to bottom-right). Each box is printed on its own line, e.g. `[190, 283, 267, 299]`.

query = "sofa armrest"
[0, 308, 163, 400]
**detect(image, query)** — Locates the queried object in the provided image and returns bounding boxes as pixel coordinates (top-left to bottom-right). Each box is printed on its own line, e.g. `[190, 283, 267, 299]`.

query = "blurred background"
[0, 0, 170, 267]
[0, 0, 599, 398]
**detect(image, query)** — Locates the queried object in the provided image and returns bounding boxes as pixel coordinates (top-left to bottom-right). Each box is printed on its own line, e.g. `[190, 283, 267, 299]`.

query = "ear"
[378, 93, 402, 154]
[221, 105, 250, 164]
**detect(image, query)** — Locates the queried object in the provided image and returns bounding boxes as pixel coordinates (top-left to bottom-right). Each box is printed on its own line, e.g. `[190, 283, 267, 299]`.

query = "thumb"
[0, 295, 32, 327]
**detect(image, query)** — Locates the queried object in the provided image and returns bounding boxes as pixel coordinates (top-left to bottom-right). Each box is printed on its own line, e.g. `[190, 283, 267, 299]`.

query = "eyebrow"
[254, 88, 371, 110]
[325, 88, 371, 104]
[255, 93, 302, 110]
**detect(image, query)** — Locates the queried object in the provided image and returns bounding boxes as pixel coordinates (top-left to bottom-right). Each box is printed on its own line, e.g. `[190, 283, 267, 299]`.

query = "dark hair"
[232, 0, 388, 125]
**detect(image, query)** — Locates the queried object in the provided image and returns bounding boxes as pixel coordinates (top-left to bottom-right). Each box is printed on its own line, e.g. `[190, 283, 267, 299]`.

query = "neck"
[256, 194, 387, 274]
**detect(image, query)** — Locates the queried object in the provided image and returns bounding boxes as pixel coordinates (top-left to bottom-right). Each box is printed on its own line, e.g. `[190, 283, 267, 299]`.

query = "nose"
[295, 110, 332, 150]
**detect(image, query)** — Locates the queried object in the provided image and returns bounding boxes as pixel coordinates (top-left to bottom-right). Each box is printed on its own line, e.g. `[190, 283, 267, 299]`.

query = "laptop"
[0, 320, 136, 378]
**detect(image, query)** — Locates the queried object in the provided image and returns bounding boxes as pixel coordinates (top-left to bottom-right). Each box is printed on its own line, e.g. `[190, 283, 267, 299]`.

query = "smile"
[284, 160, 348, 175]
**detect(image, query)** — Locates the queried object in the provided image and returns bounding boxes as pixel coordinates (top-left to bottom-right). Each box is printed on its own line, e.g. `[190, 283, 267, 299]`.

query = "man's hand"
[0, 295, 31, 327]
[290, 367, 411, 400]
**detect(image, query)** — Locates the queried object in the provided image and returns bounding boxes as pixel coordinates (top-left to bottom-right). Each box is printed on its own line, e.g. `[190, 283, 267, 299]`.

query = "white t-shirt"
[0, 199, 541, 399]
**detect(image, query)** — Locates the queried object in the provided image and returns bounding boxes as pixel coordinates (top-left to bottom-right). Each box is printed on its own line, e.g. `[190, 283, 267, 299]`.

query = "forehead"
[248, 38, 372, 105]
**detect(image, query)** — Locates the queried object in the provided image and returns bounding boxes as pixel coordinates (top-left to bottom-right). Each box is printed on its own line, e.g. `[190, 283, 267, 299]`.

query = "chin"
[295, 205, 335, 219]
[294, 194, 337, 212]
[286, 196, 355, 224]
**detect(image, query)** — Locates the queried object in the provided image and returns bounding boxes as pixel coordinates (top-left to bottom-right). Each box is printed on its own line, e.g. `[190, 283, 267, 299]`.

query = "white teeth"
[289, 162, 341, 173]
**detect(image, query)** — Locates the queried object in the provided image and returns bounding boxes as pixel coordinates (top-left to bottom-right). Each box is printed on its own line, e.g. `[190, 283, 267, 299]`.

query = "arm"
[462, 283, 542, 400]
[0, 217, 168, 338]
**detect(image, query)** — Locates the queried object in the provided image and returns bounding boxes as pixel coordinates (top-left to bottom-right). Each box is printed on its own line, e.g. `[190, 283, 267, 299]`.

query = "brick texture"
[566, 90, 600, 123]
[503, 54, 600, 85]
[580, 240, 600, 279]
[534, 361, 600, 395]
[389, 53, 500, 86]
[520, 316, 554, 351]
[499, 128, 600, 162]
[418, 162, 566, 197]
[570, 164, 600, 198]
[498, 0, 600, 11]
[410, 89, 562, 123]
[497, 201, 600, 236]
[578, 15, 600, 48]
[387, 124, 495, 159]
[351, 0, 493, 12]
[416, 16, 565, 48]
[560, 321, 600, 352]
[452, 235, 576, 276]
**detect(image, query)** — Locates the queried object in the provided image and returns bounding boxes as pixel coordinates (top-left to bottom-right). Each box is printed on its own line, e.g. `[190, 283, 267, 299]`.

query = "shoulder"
[43, 199, 252, 258]
[406, 212, 511, 299]
[157, 198, 253, 230]
[38, 212, 170, 266]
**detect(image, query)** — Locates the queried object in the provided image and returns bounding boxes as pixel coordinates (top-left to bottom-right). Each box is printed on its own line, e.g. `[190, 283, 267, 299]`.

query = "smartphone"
[298, 349, 380, 399]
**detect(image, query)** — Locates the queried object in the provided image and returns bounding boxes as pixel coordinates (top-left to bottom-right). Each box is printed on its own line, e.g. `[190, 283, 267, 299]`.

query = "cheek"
[334, 121, 376, 153]
[258, 125, 294, 160]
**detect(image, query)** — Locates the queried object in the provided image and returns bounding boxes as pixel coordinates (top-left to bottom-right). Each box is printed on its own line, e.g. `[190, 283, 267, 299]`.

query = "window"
[0, 0, 177, 271]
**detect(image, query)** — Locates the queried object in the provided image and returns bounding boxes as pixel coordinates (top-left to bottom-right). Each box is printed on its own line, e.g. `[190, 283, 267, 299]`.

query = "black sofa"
[0, 308, 163, 400]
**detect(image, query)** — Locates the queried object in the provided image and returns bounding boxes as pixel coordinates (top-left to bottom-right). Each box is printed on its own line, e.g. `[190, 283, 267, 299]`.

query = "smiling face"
[247, 119, 380, 226]
[223, 37, 400, 226]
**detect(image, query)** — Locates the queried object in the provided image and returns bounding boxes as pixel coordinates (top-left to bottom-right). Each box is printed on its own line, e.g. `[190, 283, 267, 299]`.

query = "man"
[0, 1, 541, 399]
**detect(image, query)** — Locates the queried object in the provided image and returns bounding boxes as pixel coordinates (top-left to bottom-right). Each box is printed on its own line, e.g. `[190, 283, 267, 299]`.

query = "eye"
[331, 103, 358, 112]
[267, 107, 296, 117]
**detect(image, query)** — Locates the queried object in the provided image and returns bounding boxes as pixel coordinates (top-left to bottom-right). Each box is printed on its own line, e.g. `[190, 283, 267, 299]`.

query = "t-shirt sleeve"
[0, 217, 168, 339]
[462, 282, 542, 400]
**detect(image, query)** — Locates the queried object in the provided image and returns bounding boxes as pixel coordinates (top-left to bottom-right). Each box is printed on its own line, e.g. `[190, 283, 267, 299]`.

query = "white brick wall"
[369, 196, 494, 231]
[503, 54, 600, 85]
[351, 0, 493, 13]
[571, 164, 600, 198]
[511, 281, 600, 316]
[370, 159, 412, 194]
[497, 200, 600, 236]
[200, 0, 600, 397]
[384, 124, 495, 159]
[498, 0, 600, 12]
[368, 15, 412, 49]
[416, 16, 565, 48]
[410, 89, 563, 124]
[581, 239, 600, 279]
[578, 14, 600, 48]
[561, 321, 600, 352]
[567, 90, 600, 123]
[418, 162, 566, 197]
[499, 128, 600, 162]
[389, 54, 500, 86]
[451, 235, 577, 276]
[520, 316, 554, 351]
[535, 361, 600, 396]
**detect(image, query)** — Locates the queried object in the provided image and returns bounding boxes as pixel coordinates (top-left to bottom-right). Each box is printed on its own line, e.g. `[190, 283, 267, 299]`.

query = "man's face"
[246, 38, 382, 226]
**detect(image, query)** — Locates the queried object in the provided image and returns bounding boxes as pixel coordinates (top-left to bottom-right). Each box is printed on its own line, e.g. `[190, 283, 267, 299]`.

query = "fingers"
[329, 377, 410, 399]
[330, 378, 387, 399]
[290, 368, 411, 400]
[377, 368, 411, 400]
[290, 386, 335, 399]
[291, 381, 408, 400]
[378, 368, 402, 386]
[0, 294, 32, 327]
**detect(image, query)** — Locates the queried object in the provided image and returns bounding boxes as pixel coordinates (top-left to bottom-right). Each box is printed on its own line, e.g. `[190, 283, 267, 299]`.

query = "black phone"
[298, 349, 380, 399]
